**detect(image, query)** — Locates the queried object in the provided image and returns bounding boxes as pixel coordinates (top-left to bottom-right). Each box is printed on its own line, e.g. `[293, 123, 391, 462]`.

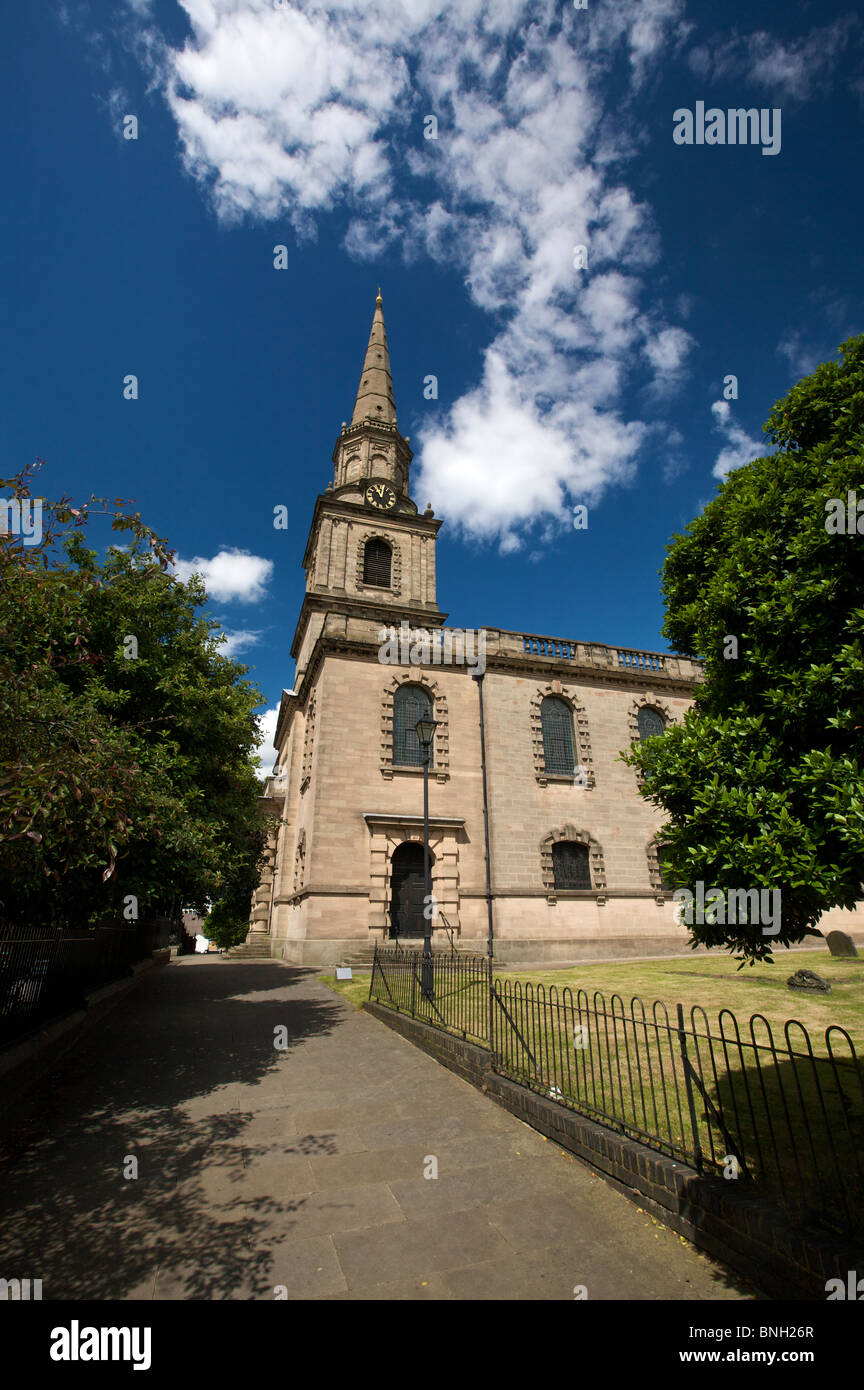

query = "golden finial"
[376, 286, 382, 304]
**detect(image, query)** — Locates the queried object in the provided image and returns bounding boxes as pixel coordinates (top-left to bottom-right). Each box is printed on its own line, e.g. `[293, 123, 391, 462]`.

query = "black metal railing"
[0, 923, 150, 1046]
[368, 948, 864, 1235]
[370, 947, 491, 1043]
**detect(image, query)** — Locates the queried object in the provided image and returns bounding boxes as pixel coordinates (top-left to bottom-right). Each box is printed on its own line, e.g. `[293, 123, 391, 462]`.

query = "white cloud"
[776, 297, 854, 383]
[710, 399, 765, 480]
[173, 547, 274, 603]
[641, 323, 696, 397]
[130, 0, 696, 545]
[777, 331, 821, 381]
[217, 627, 263, 657]
[687, 18, 858, 103]
[253, 704, 279, 780]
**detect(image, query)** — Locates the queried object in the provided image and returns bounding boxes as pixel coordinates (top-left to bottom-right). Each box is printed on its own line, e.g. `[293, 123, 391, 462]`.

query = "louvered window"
[363, 538, 392, 587]
[552, 841, 591, 890]
[393, 685, 432, 766]
[541, 696, 575, 774]
[637, 706, 666, 741]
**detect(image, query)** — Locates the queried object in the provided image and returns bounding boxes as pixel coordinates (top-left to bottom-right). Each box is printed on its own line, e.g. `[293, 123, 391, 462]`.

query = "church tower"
[252, 291, 716, 969]
[291, 291, 444, 684]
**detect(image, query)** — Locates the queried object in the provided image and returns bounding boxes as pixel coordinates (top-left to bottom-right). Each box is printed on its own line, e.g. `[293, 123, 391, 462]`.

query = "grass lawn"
[494, 951, 864, 1051]
[319, 972, 372, 1011]
[322, 950, 864, 1049]
[319, 948, 864, 1233]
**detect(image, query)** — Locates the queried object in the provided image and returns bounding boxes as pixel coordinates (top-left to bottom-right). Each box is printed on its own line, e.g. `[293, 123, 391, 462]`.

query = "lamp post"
[415, 716, 438, 1000]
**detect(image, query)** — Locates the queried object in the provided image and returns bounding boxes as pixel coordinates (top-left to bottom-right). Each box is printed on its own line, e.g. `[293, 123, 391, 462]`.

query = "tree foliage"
[623, 336, 864, 962]
[0, 464, 271, 932]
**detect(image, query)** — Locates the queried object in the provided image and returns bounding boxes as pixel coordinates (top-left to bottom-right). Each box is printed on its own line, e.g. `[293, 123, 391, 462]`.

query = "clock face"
[365, 480, 397, 511]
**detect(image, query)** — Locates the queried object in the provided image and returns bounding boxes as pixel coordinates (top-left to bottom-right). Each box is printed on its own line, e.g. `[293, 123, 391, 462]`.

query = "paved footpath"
[0, 959, 755, 1301]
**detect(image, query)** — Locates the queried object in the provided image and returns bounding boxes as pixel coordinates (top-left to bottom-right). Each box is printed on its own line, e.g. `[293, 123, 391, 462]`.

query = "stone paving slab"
[0, 958, 755, 1301]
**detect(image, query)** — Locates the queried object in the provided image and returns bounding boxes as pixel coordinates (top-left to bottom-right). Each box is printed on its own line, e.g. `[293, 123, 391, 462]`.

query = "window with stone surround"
[393, 684, 432, 766]
[362, 536, 392, 588]
[552, 841, 591, 890]
[541, 696, 575, 774]
[530, 685, 595, 787]
[628, 696, 673, 785]
[540, 825, 606, 899]
[294, 830, 306, 893]
[380, 673, 449, 780]
[647, 837, 674, 895]
[300, 692, 316, 792]
[637, 705, 667, 740]
[357, 533, 401, 595]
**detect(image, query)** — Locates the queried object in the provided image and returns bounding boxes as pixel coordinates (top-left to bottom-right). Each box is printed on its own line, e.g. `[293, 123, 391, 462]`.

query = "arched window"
[637, 706, 666, 741]
[541, 696, 575, 774]
[363, 537, 392, 587]
[393, 684, 432, 767]
[552, 841, 591, 890]
[656, 844, 674, 892]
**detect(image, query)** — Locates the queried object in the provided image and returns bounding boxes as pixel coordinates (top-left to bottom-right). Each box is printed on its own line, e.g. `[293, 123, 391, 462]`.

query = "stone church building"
[246, 294, 858, 967]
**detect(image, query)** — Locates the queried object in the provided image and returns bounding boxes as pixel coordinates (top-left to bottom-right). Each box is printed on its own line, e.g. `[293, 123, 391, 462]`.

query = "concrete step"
[337, 944, 483, 968]
[224, 941, 273, 959]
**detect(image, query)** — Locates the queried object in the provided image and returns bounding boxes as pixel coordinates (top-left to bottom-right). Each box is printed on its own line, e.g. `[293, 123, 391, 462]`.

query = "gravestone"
[787, 969, 831, 993]
[826, 930, 859, 958]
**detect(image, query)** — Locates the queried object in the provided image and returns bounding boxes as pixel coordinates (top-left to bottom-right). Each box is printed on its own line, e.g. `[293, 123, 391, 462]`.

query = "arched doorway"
[389, 841, 434, 940]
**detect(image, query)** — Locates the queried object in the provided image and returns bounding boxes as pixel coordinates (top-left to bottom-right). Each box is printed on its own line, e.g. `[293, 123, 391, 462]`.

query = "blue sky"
[1, 0, 862, 770]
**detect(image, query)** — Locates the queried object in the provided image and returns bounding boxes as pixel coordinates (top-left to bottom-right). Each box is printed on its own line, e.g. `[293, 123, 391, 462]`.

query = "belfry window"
[552, 841, 591, 890]
[393, 684, 432, 767]
[541, 696, 575, 774]
[363, 537, 392, 587]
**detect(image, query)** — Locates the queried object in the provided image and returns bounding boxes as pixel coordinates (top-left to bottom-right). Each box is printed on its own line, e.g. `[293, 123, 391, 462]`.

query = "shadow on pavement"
[0, 960, 346, 1299]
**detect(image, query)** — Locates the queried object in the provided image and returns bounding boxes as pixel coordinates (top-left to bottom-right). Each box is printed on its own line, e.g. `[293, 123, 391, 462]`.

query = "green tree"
[0, 464, 270, 932]
[204, 899, 255, 951]
[623, 336, 864, 962]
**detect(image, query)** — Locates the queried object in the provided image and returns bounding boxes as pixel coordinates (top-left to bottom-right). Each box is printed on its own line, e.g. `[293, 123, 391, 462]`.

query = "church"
[244, 295, 837, 967]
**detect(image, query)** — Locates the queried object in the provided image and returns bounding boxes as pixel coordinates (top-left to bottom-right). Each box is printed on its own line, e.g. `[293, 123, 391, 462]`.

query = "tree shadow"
[696, 1049, 864, 1238]
[0, 960, 355, 1299]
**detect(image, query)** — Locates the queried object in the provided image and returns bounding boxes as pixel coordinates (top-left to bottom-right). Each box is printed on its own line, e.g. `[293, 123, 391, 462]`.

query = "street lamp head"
[415, 717, 438, 748]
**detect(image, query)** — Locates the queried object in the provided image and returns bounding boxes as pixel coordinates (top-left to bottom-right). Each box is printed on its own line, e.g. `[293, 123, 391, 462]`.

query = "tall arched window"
[541, 696, 575, 774]
[363, 537, 392, 587]
[552, 841, 591, 890]
[393, 684, 432, 767]
[637, 706, 666, 741]
[657, 846, 674, 892]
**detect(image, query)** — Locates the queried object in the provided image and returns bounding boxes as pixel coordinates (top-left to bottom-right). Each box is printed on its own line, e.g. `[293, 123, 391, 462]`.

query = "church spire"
[350, 289, 397, 427]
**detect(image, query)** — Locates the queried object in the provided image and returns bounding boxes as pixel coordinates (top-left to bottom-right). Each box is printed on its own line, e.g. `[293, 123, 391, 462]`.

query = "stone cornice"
[290, 593, 448, 664]
[275, 618, 700, 756]
[331, 416, 413, 466]
[301, 493, 441, 573]
[363, 812, 466, 831]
